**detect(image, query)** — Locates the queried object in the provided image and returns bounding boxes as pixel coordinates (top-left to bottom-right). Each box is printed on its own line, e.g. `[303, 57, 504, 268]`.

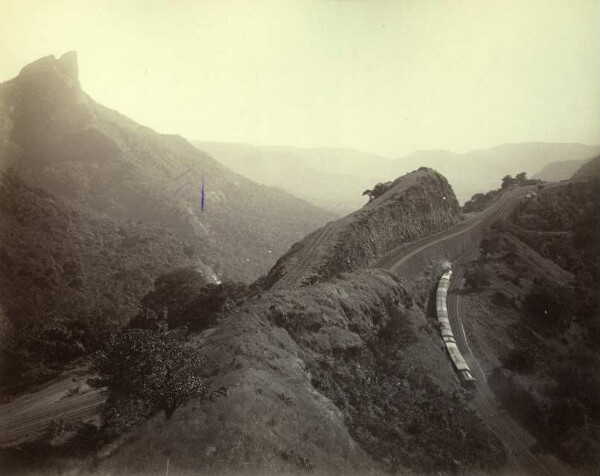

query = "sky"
[1, 0, 598, 157]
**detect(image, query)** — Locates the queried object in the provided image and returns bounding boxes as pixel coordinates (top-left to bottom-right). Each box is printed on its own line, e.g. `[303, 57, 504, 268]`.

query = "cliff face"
[263, 168, 461, 289]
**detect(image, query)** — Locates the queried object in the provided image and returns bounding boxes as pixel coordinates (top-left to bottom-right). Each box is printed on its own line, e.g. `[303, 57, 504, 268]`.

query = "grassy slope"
[99, 268, 505, 475]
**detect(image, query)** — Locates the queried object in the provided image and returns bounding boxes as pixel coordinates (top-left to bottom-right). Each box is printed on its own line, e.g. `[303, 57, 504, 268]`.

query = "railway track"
[0, 372, 105, 448]
[374, 180, 582, 475]
[270, 225, 337, 290]
[446, 260, 569, 476]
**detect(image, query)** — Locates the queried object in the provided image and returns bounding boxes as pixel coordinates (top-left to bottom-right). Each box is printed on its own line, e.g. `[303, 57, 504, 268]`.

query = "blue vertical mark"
[200, 173, 206, 212]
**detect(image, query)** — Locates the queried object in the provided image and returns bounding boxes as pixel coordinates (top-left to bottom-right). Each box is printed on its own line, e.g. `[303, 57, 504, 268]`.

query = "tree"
[363, 181, 392, 202]
[92, 329, 207, 432]
[516, 172, 527, 181]
[501, 175, 514, 189]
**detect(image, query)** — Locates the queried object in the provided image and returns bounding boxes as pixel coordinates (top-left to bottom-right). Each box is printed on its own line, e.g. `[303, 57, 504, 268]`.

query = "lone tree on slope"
[363, 181, 393, 202]
[92, 329, 207, 434]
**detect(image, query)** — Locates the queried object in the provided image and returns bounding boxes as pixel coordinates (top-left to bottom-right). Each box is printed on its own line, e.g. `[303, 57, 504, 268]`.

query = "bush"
[523, 281, 572, 329]
[91, 329, 207, 435]
[464, 266, 491, 290]
[130, 268, 247, 331]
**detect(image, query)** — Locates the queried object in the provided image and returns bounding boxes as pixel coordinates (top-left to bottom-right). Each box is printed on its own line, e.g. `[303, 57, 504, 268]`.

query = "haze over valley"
[0, 1, 598, 475]
[196, 140, 598, 213]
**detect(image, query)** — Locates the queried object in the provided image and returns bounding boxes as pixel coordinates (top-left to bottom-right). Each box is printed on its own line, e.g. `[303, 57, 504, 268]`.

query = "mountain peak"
[18, 51, 80, 87]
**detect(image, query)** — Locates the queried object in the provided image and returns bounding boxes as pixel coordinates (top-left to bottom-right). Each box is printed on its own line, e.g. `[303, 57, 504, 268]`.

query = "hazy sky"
[1, 0, 598, 156]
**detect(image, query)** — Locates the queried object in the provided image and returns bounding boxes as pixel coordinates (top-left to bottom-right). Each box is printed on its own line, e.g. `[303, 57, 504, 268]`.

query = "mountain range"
[195, 141, 598, 212]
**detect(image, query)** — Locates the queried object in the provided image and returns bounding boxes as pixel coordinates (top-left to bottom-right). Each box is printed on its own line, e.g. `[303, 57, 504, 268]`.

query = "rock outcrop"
[263, 167, 461, 289]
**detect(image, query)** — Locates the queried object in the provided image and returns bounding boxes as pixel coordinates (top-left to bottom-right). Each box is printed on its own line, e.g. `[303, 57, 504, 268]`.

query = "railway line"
[0, 178, 584, 472]
[445, 259, 569, 476]
[270, 225, 338, 290]
[0, 371, 105, 448]
[374, 180, 580, 475]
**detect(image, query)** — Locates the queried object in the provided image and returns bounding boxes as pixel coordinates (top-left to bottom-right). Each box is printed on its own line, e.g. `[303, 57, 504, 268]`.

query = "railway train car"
[436, 269, 476, 387]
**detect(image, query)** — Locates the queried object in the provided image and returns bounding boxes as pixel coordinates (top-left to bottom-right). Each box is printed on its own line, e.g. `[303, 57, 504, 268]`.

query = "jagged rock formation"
[0, 52, 335, 283]
[263, 168, 461, 290]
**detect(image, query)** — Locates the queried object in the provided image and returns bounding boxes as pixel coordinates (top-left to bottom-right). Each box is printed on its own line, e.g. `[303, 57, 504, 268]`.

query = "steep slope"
[571, 155, 599, 179]
[0, 53, 335, 284]
[454, 179, 598, 471]
[194, 141, 391, 214]
[0, 171, 211, 387]
[262, 168, 461, 290]
[531, 159, 588, 181]
[96, 269, 505, 476]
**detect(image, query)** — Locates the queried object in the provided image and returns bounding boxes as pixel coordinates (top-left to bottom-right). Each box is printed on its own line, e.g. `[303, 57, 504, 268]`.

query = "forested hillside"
[457, 179, 598, 470]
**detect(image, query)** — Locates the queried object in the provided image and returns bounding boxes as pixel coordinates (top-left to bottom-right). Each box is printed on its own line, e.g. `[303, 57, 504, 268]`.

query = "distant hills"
[571, 156, 599, 180]
[194, 141, 390, 215]
[195, 141, 599, 210]
[531, 159, 588, 181]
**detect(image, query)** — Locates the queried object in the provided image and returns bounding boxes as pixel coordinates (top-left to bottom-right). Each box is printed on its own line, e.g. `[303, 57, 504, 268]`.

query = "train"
[436, 269, 476, 387]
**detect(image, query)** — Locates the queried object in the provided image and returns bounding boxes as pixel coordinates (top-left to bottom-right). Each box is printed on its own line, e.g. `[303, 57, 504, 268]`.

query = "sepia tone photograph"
[0, 1, 598, 475]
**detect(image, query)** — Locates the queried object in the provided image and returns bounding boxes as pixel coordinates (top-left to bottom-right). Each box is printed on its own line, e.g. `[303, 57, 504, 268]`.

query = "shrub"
[91, 329, 207, 435]
[523, 281, 572, 329]
[464, 266, 491, 290]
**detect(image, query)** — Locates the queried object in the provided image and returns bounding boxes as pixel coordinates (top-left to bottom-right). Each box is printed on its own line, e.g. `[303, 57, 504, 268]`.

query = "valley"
[0, 9, 597, 472]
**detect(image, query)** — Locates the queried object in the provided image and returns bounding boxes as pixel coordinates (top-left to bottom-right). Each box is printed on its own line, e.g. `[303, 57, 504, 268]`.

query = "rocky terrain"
[262, 168, 461, 290]
[1, 53, 596, 476]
